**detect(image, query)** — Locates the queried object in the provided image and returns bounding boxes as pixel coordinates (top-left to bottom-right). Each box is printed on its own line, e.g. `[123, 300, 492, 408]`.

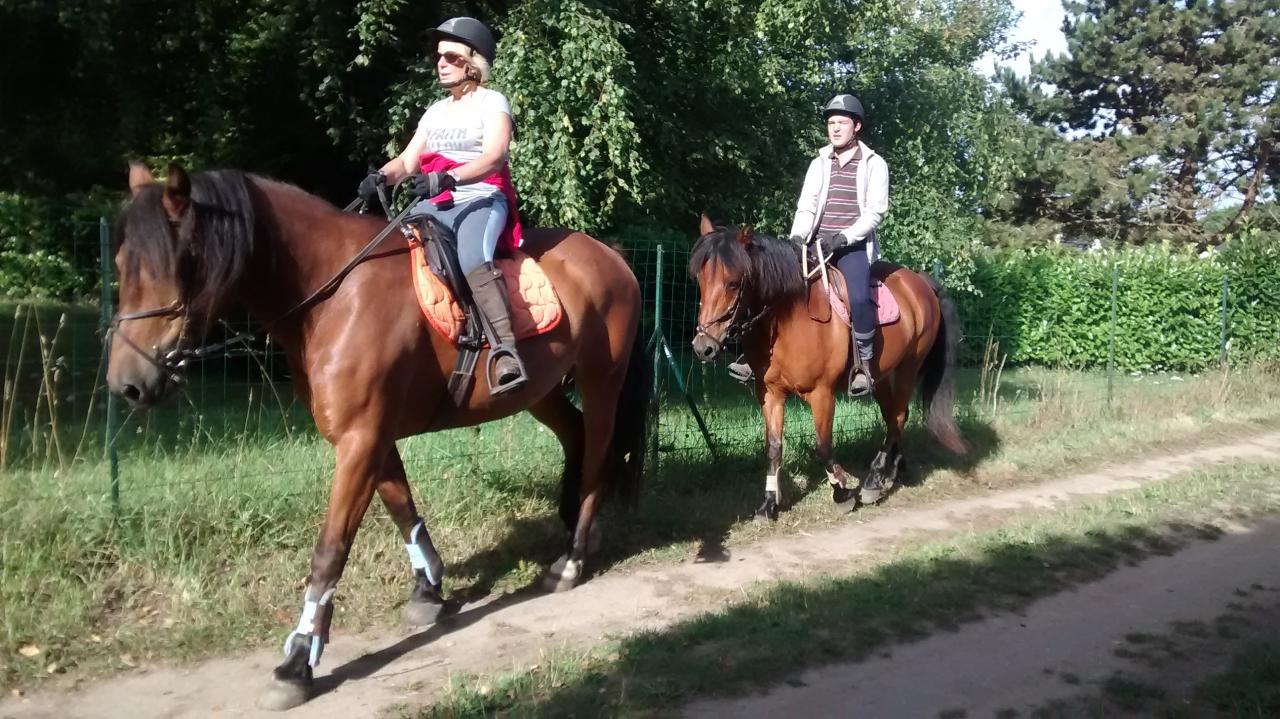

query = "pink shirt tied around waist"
[419, 152, 524, 251]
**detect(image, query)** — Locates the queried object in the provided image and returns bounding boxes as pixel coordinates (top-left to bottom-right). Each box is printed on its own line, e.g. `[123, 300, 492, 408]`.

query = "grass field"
[3, 296, 1280, 691]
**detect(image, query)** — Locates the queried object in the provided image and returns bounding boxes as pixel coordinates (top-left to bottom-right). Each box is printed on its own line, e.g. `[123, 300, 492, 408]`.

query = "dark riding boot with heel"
[465, 263, 528, 395]
[848, 329, 875, 397]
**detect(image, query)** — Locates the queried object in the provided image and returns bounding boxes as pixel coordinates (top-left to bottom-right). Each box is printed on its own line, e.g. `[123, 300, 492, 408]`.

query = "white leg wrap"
[765, 473, 780, 494]
[405, 518, 445, 586]
[283, 586, 336, 667]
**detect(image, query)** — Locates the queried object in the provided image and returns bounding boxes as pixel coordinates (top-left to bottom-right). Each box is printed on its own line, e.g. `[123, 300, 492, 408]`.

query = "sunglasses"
[434, 50, 468, 67]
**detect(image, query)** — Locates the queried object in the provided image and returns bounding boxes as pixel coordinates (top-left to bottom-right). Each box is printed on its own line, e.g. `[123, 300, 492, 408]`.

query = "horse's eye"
[726, 280, 741, 290]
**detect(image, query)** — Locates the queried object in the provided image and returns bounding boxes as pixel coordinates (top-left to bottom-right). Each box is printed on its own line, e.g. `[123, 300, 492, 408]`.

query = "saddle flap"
[807, 279, 832, 323]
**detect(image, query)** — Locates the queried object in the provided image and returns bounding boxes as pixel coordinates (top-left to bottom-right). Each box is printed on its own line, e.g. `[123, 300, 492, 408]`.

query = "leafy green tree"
[999, 0, 1280, 245]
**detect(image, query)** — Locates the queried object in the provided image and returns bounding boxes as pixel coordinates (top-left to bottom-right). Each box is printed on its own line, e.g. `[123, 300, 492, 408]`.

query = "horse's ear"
[699, 212, 715, 237]
[128, 162, 154, 197]
[162, 163, 192, 220]
[737, 225, 753, 246]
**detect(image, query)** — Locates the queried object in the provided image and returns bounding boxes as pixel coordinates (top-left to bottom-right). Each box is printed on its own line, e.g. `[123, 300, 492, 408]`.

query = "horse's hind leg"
[861, 364, 916, 504]
[374, 449, 447, 628]
[527, 388, 585, 536]
[263, 435, 386, 710]
[807, 388, 857, 513]
[543, 369, 621, 592]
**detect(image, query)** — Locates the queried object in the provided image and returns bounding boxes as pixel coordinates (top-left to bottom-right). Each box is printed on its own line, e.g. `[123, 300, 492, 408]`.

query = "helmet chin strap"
[439, 74, 479, 91]
[833, 137, 858, 153]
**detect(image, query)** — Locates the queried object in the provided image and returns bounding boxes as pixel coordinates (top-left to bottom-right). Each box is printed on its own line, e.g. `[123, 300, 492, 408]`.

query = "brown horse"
[689, 216, 965, 520]
[107, 165, 649, 709]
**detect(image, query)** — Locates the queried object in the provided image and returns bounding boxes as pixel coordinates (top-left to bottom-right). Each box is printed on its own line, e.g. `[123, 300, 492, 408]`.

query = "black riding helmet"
[823, 94, 865, 122]
[428, 17, 497, 64]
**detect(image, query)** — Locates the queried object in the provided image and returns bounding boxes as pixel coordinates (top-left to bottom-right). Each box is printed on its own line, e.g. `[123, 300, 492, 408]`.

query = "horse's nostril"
[121, 384, 142, 403]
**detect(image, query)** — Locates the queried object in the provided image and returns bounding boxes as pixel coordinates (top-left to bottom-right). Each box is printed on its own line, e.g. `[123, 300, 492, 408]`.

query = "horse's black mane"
[119, 170, 257, 318]
[688, 225, 806, 305]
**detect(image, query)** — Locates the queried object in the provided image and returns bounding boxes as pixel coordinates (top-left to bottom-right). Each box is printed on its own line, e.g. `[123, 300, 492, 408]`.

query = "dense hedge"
[953, 237, 1280, 371]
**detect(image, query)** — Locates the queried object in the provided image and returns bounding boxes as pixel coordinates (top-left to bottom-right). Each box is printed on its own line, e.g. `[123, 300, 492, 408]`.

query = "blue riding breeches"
[408, 194, 509, 274]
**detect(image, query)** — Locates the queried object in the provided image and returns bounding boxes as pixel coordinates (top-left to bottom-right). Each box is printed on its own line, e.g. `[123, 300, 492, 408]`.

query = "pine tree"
[999, 0, 1279, 245]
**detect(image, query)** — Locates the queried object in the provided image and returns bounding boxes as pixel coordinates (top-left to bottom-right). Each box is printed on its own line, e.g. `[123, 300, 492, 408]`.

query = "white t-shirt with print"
[417, 87, 511, 203]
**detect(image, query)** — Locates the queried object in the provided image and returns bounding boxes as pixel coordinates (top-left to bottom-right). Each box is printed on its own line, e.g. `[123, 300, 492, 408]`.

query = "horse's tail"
[920, 273, 968, 454]
[610, 323, 652, 507]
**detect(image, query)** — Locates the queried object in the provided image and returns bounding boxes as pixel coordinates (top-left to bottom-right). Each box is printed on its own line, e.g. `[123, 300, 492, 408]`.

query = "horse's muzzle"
[108, 369, 176, 409]
[107, 347, 182, 409]
[692, 334, 720, 362]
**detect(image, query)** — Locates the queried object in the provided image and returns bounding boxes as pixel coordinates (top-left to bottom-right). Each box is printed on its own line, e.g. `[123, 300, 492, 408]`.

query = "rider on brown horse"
[357, 16, 528, 395]
[789, 94, 889, 396]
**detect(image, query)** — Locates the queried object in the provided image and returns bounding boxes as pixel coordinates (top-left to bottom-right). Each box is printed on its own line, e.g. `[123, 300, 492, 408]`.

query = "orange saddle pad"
[409, 240, 562, 345]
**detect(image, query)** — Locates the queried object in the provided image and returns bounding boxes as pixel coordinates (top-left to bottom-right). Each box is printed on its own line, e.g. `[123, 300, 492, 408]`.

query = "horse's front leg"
[807, 388, 857, 513]
[754, 385, 787, 522]
[261, 435, 386, 711]
[375, 448, 447, 627]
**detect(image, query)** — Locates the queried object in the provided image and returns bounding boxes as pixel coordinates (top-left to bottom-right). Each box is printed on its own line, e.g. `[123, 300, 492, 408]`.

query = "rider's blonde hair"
[465, 49, 491, 84]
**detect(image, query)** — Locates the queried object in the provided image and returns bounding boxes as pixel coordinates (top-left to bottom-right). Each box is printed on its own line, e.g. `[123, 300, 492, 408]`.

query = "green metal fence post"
[648, 245, 664, 478]
[1107, 260, 1118, 406]
[1220, 273, 1229, 368]
[99, 217, 120, 510]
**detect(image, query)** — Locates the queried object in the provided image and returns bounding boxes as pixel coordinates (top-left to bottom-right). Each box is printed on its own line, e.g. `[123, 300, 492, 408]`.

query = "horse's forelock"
[118, 171, 256, 319]
[689, 226, 803, 305]
[688, 227, 751, 281]
[120, 185, 179, 281]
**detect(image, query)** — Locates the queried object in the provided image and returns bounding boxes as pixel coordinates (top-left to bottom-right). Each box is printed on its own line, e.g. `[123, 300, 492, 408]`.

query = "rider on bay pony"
[789, 94, 889, 396]
[357, 16, 528, 395]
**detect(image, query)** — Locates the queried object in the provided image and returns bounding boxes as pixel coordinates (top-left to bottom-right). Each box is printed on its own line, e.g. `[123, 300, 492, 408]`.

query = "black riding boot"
[466, 263, 528, 395]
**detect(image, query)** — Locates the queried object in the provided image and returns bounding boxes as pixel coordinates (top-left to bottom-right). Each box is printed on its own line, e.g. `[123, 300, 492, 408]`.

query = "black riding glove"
[812, 232, 843, 258]
[407, 172, 457, 199]
[357, 171, 385, 203]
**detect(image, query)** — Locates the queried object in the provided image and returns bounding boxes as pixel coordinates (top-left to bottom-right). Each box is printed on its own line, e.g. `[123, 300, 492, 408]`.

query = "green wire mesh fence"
[0, 219, 1257, 508]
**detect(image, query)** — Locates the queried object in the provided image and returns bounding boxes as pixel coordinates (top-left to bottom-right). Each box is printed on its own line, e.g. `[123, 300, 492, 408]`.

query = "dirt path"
[4, 432, 1280, 719]
[683, 517, 1280, 718]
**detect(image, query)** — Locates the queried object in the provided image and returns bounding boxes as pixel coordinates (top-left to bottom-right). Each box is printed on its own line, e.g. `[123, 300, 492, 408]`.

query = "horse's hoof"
[258, 679, 311, 711]
[859, 478, 893, 506]
[858, 486, 883, 505]
[831, 485, 859, 514]
[403, 597, 445, 627]
[752, 492, 780, 523]
[542, 554, 583, 593]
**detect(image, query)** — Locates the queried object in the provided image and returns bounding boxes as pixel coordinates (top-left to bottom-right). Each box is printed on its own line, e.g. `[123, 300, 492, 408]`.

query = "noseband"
[694, 279, 772, 351]
[109, 299, 255, 382]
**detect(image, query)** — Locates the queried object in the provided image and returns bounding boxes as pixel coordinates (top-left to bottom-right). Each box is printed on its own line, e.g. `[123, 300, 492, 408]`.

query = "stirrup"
[728, 357, 754, 384]
[847, 354, 874, 398]
[486, 344, 528, 396]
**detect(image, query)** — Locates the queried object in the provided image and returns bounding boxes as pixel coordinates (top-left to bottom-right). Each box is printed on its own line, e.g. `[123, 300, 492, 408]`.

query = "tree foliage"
[996, 0, 1280, 246]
